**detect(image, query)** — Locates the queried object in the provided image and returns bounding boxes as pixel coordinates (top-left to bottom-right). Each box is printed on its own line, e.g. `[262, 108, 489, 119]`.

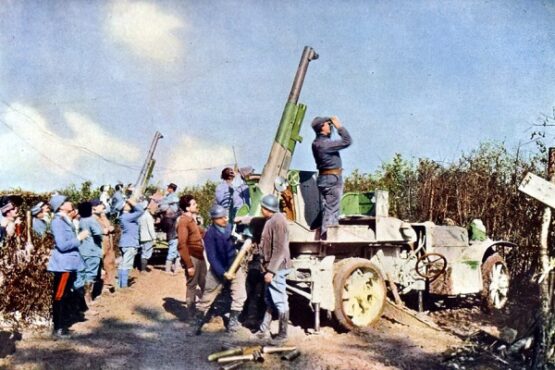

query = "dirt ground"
[1, 264, 531, 370]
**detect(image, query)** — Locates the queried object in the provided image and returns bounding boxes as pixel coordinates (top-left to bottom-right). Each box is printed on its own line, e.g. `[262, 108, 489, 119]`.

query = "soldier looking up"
[311, 116, 352, 239]
[215, 167, 243, 224]
[47, 195, 90, 339]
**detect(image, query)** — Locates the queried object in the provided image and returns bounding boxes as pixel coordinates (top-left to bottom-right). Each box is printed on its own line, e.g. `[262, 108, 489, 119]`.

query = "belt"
[319, 168, 342, 176]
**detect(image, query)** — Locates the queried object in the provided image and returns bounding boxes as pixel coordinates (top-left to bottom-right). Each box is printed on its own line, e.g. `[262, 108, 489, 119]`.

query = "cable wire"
[0, 118, 89, 181]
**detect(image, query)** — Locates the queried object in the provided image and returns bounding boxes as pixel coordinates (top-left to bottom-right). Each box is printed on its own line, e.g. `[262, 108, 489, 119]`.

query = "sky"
[0, 0, 554, 192]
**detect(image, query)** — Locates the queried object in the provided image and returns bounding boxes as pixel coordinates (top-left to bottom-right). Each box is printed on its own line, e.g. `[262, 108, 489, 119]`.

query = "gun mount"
[234, 47, 516, 333]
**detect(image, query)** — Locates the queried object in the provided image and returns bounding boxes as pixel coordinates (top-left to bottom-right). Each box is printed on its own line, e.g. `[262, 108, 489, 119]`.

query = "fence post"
[533, 147, 555, 368]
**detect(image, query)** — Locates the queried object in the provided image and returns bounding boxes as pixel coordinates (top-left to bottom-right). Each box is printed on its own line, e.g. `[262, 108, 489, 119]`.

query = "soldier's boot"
[226, 310, 243, 333]
[165, 260, 172, 274]
[118, 270, 129, 288]
[84, 283, 94, 306]
[186, 305, 196, 320]
[140, 258, 149, 273]
[273, 311, 289, 341]
[254, 309, 272, 340]
[194, 311, 207, 336]
[172, 260, 181, 275]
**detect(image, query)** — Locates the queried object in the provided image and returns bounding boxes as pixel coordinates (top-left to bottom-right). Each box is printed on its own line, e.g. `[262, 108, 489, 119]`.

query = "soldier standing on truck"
[255, 194, 292, 341]
[311, 116, 352, 239]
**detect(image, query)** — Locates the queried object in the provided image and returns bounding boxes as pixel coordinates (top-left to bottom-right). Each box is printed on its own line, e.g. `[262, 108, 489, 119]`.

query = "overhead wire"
[0, 118, 89, 182]
[0, 56, 247, 178]
[0, 99, 142, 171]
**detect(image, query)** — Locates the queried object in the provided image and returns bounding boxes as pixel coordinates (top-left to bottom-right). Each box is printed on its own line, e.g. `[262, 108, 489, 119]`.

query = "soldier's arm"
[320, 126, 352, 153]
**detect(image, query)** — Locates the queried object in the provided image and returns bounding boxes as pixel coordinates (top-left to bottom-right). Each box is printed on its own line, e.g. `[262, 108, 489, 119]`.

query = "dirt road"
[2, 267, 462, 370]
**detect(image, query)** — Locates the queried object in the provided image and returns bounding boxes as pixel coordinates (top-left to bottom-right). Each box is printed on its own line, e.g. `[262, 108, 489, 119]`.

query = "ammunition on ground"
[262, 346, 297, 353]
[217, 352, 264, 363]
[281, 349, 301, 361]
[208, 348, 243, 361]
[219, 360, 245, 370]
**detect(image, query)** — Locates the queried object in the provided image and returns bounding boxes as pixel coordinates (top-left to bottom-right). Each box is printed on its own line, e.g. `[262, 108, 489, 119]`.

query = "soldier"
[118, 199, 144, 288]
[160, 183, 180, 273]
[110, 183, 125, 217]
[99, 185, 112, 215]
[194, 204, 247, 335]
[47, 195, 90, 338]
[160, 183, 179, 211]
[311, 116, 352, 239]
[176, 195, 207, 318]
[31, 201, 48, 236]
[255, 194, 292, 341]
[0, 199, 21, 241]
[138, 200, 156, 273]
[215, 167, 243, 224]
[237, 166, 254, 209]
[90, 199, 116, 293]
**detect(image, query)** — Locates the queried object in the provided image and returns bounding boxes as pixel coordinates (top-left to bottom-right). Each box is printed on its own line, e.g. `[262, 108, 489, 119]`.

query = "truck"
[233, 46, 515, 332]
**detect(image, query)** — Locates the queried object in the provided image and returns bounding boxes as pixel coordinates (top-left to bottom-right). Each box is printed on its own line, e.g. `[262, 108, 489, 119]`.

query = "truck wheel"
[333, 258, 386, 330]
[481, 253, 510, 311]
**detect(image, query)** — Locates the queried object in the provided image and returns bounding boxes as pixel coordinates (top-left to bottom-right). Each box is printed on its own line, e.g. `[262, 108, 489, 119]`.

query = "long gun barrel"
[133, 131, 163, 198]
[256, 46, 318, 200]
[227, 47, 317, 280]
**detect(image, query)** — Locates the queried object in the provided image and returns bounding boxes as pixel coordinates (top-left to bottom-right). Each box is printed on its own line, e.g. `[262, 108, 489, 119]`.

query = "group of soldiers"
[0, 115, 351, 343]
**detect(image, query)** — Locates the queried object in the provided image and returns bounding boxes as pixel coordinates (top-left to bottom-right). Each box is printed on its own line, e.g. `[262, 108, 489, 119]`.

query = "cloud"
[157, 135, 234, 187]
[106, 0, 185, 62]
[64, 111, 140, 162]
[0, 103, 141, 191]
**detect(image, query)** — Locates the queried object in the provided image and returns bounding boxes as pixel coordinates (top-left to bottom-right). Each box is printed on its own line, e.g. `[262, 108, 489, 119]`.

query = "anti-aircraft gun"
[223, 46, 318, 280]
[227, 47, 515, 333]
[132, 131, 163, 199]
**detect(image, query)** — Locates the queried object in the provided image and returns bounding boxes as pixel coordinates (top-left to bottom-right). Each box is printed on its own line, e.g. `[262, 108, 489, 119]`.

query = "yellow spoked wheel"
[333, 258, 387, 330]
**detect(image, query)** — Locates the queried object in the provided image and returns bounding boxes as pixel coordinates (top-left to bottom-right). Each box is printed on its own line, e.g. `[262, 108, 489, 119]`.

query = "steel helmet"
[210, 204, 227, 219]
[261, 194, 279, 213]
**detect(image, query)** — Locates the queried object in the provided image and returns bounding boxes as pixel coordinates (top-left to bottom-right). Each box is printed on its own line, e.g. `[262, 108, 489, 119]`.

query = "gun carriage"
[230, 46, 515, 331]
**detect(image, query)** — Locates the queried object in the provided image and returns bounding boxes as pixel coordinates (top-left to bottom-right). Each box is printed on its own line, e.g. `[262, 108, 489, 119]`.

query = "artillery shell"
[281, 349, 301, 361]
[208, 348, 242, 361]
[262, 346, 297, 353]
[219, 360, 245, 370]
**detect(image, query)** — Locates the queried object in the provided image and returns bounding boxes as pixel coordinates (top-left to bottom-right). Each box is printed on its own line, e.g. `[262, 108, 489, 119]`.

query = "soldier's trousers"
[102, 239, 116, 288]
[51, 271, 76, 330]
[140, 241, 154, 260]
[75, 256, 101, 288]
[166, 238, 178, 262]
[264, 269, 291, 314]
[317, 174, 343, 235]
[185, 256, 207, 308]
[197, 268, 247, 314]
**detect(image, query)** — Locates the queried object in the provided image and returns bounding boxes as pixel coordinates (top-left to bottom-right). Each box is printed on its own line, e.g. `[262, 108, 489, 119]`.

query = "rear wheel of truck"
[481, 253, 510, 311]
[333, 258, 386, 331]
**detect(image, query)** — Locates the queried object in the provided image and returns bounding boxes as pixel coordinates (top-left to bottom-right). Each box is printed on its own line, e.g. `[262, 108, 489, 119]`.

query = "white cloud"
[64, 111, 140, 162]
[0, 103, 141, 191]
[107, 0, 185, 63]
[157, 135, 234, 187]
